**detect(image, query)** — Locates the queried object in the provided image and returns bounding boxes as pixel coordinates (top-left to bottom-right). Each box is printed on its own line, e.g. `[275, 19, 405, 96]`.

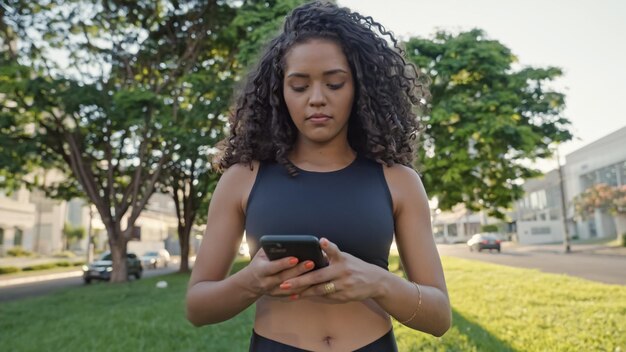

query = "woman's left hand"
[279, 238, 386, 302]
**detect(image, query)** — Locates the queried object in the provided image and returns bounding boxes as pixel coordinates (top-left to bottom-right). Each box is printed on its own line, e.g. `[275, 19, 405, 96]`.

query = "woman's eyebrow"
[286, 69, 349, 78]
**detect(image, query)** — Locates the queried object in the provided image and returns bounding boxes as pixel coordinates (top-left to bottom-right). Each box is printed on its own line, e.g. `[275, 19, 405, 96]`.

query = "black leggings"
[249, 329, 398, 352]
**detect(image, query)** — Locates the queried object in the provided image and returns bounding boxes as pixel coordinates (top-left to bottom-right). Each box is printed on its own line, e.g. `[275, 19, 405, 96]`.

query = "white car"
[141, 249, 171, 269]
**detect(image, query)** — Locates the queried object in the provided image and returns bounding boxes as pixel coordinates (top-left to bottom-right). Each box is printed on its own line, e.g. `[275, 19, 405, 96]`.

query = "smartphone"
[259, 235, 329, 270]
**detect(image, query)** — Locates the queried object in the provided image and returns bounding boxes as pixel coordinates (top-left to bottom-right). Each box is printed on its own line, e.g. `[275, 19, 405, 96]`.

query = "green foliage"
[480, 224, 499, 233]
[405, 29, 572, 217]
[6, 246, 32, 257]
[62, 223, 85, 241]
[52, 251, 77, 258]
[22, 263, 57, 271]
[0, 266, 20, 274]
[622, 234, 626, 247]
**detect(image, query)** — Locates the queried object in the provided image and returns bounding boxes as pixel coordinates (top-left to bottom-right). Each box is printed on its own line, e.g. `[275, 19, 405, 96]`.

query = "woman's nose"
[308, 83, 326, 106]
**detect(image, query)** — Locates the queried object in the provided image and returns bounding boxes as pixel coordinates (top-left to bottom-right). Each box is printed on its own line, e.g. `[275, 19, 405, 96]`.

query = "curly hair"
[219, 1, 429, 175]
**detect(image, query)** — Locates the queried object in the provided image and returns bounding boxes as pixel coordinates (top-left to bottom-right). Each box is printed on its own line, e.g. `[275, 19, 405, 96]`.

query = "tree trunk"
[179, 224, 191, 273]
[107, 224, 129, 283]
[615, 214, 626, 241]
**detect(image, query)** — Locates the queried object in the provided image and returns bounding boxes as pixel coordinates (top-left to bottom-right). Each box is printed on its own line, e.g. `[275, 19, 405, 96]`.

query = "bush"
[55, 261, 71, 267]
[622, 233, 626, 247]
[0, 266, 20, 275]
[22, 263, 57, 271]
[53, 251, 76, 258]
[481, 224, 499, 233]
[6, 247, 33, 257]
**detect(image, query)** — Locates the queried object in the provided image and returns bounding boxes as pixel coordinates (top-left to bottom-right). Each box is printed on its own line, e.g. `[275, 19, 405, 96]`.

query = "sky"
[339, 0, 626, 170]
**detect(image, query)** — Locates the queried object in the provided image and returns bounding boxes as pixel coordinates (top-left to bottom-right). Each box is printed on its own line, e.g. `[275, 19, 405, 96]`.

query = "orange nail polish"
[304, 261, 314, 270]
[280, 282, 292, 290]
[288, 257, 298, 265]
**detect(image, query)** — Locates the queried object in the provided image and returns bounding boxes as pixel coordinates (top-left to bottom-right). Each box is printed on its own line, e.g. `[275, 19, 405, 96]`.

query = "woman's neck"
[289, 140, 356, 172]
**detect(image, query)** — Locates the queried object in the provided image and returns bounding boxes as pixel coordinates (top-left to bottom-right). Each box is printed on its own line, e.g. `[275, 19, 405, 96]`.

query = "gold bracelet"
[397, 281, 422, 325]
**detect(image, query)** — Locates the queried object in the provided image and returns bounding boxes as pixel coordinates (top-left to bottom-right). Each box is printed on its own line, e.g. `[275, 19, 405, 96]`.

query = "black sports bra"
[244, 156, 395, 269]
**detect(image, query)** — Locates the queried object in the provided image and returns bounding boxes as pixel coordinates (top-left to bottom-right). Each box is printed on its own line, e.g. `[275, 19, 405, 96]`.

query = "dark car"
[82, 252, 143, 284]
[467, 233, 501, 252]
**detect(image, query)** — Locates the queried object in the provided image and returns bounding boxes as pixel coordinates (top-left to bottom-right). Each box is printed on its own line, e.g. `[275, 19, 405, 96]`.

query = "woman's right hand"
[243, 249, 316, 299]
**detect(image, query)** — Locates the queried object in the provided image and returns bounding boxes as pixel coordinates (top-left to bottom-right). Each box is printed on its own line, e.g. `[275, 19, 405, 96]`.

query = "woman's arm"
[185, 163, 257, 326]
[377, 164, 451, 336]
[186, 163, 316, 326]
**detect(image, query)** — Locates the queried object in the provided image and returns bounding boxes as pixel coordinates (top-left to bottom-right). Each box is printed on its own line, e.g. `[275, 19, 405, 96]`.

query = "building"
[0, 180, 182, 258]
[432, 204, 491, 244]
[0, 186, 36, 254]
[513, 170, 568, 244]
[512, 125, 626, 244]
[563, 126, 626, 238]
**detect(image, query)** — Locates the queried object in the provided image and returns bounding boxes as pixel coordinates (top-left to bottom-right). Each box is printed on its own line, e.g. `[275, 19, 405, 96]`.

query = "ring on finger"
[323, 281, 336, 295]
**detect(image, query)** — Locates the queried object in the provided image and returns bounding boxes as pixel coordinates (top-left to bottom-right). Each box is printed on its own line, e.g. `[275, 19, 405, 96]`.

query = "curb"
[0, 270, 83, 287]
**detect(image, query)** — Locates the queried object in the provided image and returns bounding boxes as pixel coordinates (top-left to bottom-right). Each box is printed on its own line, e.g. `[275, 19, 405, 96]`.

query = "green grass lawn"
[1, 257, 624, 352]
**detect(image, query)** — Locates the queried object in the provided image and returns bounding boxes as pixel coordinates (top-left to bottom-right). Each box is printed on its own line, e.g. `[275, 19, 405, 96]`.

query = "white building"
[513, 125, 626, 244]
[0, 181, 182, 258]
[563, 126, 626, 238]
[432, 204, 490, 244]
[0, 186, 36, 254]
[513, 170, 568, 244]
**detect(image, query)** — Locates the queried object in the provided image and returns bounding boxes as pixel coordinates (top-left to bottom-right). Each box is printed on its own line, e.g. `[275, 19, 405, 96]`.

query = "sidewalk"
[0, 256, 86, 287]
[0, 255, 186, 287]
[502, 241, 626, 256]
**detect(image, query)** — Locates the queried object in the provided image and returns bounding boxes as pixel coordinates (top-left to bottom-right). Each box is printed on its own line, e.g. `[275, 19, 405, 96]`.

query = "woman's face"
[283, 39, 355, 146]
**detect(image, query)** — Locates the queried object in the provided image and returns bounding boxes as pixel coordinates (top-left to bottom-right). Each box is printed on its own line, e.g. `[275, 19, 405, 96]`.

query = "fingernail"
[280, 282, 292, 290]
[288, 257, 298, 265]
[304, 261, 314, 270]
[321, 239, 329, 248]
[289, 294, 299, 301]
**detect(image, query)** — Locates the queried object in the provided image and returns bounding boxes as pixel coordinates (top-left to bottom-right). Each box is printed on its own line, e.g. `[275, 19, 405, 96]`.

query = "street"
[0, 266, 180, 303]
[437, 243, 626, 285]
[1, 245, 624, 304]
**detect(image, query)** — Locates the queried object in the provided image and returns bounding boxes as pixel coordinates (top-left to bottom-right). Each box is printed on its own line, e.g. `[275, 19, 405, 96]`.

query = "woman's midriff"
[253, 296, 392, 351]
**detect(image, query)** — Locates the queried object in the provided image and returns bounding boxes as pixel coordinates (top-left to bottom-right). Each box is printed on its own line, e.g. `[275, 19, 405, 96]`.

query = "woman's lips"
[307, 114, 331, 123]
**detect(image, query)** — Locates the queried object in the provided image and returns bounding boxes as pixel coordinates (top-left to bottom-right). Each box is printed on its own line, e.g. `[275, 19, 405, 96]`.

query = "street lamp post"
[556, 146, 571, 253]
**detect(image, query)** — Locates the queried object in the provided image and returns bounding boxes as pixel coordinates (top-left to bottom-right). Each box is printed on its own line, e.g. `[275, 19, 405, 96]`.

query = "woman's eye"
[291, 86, 307, 92]
[328, 83, 345, 90]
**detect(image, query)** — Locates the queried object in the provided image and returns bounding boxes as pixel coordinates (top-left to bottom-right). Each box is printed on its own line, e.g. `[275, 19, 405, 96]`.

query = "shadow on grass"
[450, 308, 517, 352]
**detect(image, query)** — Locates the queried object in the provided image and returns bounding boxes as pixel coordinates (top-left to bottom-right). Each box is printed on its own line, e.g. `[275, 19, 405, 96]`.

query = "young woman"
[186, 2, 451, 351]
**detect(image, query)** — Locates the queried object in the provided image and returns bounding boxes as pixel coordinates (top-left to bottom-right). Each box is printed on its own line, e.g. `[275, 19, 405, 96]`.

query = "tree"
[156, 0, 306, 273]
[62, 223, 86, 250]
[405, 29, 572, 218]
[0, 0, 233, 282]
[573, 183, 626, 239]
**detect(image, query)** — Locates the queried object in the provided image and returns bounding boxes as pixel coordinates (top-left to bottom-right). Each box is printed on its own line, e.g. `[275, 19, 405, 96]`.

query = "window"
[14, 228, 23, 246]
[580, 172, 597, 190]
[599, 165, 618, 186]
[447, 224, 458, 237]
[531, 227, 551, 235]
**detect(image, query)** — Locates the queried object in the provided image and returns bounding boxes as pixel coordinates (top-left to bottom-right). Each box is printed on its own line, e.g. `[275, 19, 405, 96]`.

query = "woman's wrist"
[232, 266, 263, 301]
[370, 265, 393, 300]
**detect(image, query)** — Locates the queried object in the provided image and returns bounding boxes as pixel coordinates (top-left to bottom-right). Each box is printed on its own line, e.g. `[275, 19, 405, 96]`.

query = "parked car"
[467, 233, 501, 252]
[82, 251, 143, 283]
[141, 249, 171, 269]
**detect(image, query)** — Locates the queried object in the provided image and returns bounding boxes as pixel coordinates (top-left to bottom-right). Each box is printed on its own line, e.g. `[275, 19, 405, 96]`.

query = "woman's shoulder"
[382, 163, 427, 210]
[218, 161, 261, 188]
[382, 163, 421, 183]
